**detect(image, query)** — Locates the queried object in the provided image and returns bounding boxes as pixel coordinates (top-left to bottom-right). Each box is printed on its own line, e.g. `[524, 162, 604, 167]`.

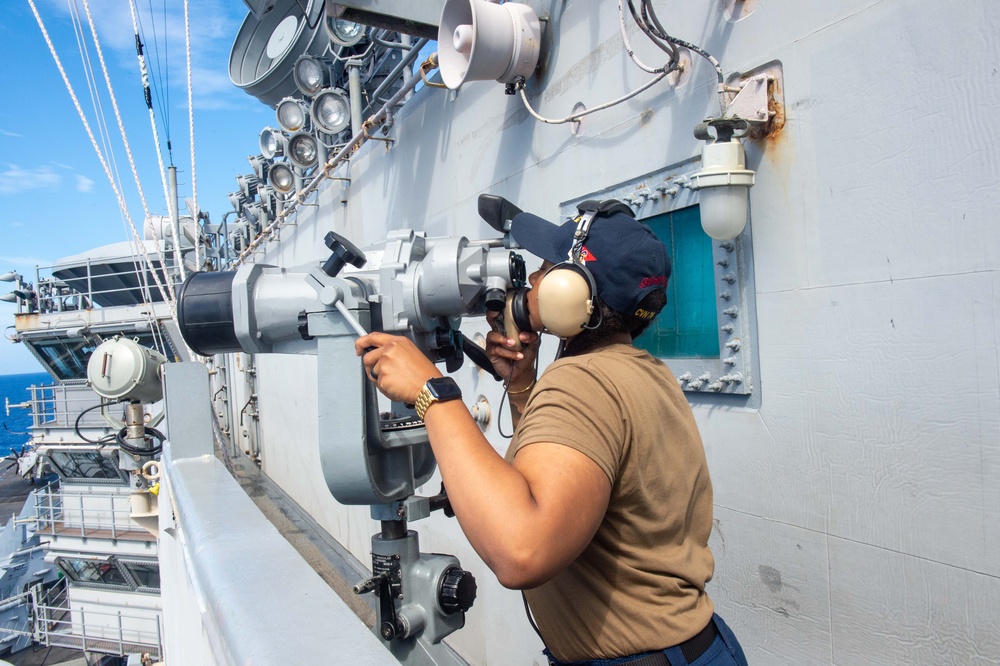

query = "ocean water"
[0, 372, 50, 458]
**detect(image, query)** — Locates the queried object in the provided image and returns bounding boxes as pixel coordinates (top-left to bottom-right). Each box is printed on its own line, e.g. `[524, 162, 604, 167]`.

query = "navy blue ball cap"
[510, 204, 671, 320]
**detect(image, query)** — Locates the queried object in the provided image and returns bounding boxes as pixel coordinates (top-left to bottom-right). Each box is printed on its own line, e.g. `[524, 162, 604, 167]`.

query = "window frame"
[559, 158, 757, 397]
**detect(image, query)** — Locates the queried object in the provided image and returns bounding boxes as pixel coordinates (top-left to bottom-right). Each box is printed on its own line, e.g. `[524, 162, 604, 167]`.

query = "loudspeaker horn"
[438, 0, 541, 90]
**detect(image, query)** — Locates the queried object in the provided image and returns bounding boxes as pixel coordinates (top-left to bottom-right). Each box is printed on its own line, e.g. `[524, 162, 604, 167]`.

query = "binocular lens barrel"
[176, 272, 241, 356]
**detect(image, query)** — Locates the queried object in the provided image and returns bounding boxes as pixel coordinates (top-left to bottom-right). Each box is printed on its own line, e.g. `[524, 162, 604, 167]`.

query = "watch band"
[414, 377, 462, 420]
[414, 386, 436, 420]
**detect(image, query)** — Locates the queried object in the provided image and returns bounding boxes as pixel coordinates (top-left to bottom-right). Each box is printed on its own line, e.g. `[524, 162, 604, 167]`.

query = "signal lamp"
[311, 88, 350, 134]
[326, 17, 365, 47]
[276, 97, 310, 133]
[293, 55, 330, 97]
[269, 163, 297, 195]
[288, 133, 319, 169]
[259, 127, 286, 159]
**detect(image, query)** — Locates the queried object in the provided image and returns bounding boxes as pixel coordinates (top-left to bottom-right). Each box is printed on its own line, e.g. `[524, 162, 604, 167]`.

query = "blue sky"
[0, 0, 275, 373]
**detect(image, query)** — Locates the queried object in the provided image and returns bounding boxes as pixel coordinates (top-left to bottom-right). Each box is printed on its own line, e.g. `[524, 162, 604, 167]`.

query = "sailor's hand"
[485, 310, 539, 393]
[355, 332, 442, 404]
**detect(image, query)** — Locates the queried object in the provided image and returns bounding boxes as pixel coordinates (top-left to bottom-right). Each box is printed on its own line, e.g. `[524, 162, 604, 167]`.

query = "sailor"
[356, 201, 748, 666]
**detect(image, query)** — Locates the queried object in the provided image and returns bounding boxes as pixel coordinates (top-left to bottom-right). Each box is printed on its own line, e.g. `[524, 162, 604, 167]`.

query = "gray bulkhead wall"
[246, 0, 999, 664]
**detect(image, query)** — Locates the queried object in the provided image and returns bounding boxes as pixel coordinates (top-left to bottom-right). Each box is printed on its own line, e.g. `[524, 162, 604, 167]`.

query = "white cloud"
[0, 164, 61, 195]
[0, 129, 22, 138]
[75, 175, 95, 192]
[8, 222, 24, 228]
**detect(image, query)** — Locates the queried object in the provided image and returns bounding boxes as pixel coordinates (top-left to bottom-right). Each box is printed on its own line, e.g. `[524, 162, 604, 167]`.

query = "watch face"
[427, 377, 462, 401]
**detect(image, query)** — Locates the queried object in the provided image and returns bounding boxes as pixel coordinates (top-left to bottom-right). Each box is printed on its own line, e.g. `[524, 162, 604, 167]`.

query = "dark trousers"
[545, 614, 749, 666]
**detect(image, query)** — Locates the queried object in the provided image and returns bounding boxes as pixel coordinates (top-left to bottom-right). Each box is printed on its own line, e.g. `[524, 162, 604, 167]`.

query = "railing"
[27, 383, 106, 431]
[31, 251, 174, 314]
[32, 580, 163, 658]
[34, 483, 145, 541]
[0, 591, 34, 645]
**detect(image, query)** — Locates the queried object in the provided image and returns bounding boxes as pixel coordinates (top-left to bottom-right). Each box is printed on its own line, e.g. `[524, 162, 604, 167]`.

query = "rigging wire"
[80, 0, 152, 220]
[26, 0, 177, 319]
[69, 0, 161, 322]
[129, 0, 170, 212]
[139, 0, 171, 163]
[79, 0, 177, 323]
[183, 0, 200, 274]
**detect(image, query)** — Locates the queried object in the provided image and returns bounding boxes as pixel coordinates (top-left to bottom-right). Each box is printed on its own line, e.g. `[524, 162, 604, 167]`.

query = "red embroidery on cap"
[640, 276, 667, 288]
[579, 246, 597, 262]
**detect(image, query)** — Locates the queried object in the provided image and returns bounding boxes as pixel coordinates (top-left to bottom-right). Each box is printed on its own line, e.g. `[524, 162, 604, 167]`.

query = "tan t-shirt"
[505, 344, 715, 662]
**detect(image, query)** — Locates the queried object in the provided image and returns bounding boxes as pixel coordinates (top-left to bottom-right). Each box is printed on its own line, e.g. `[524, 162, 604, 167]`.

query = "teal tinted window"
[635, 205, 720, 358]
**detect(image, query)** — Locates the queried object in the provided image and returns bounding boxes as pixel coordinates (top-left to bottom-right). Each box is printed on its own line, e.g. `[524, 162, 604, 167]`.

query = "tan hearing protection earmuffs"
[504, 210, 602, 341]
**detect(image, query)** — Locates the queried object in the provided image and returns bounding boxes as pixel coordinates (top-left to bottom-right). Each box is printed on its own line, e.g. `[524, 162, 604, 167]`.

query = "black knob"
[322, 231, 367, 277]
[484, 287, 506, 312]
[439, 567, 477, 614]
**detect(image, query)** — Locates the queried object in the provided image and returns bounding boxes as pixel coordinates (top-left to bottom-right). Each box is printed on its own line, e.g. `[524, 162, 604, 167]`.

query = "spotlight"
[276, 97, 311, 133]
[259, 127, 286, 159]
[228, 192, 245, 210]
[269, 163, 297, 195]
[0, 272, 19, 283]
[311, 88, 350, 134]
[293, 55, 330, 97]
[288, 132, 319, 169]
[325, 17, 365, 47]
[236, 174, 261, 200]
[0, 293, 16, 303]
[248, 154, 269, 182]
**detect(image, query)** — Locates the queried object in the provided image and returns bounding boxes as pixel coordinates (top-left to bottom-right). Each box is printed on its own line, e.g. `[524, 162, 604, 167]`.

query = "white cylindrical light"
[690, 141, 755, 240]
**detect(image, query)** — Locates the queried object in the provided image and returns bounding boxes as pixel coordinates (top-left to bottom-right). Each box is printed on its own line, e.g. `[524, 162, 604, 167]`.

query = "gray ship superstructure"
[3, 0, 999, 664]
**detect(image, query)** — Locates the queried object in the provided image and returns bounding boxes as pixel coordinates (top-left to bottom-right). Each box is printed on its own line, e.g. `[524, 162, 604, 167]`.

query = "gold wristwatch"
[414, 377, 463, 420]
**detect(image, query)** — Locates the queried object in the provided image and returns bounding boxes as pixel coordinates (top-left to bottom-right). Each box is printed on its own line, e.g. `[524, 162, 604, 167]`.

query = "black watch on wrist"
[414, 377, 463, 420]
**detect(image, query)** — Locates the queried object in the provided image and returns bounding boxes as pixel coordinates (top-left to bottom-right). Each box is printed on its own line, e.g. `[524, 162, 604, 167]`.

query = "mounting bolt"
[725, 339, 741, 351]
[721, 273, 736, 284]
[707, 381, 724, 392]
[719, 241, 735, 252]
[720, 373, 743, 384]
[718, 291, 732, 301]
[723, 306, 739, 318]
[716, 258, 730, 268]
[723, 356, 737, 366]
[720, 324, 735, 333]
[677, 372, 692, 382]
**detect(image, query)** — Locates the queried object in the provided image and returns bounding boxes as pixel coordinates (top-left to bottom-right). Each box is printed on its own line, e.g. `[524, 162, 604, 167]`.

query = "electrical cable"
[516, 70, 670, 125]
[116, 426, 165, 456]
[73, 402, 117, 444]
[496, 353, 538, 440]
